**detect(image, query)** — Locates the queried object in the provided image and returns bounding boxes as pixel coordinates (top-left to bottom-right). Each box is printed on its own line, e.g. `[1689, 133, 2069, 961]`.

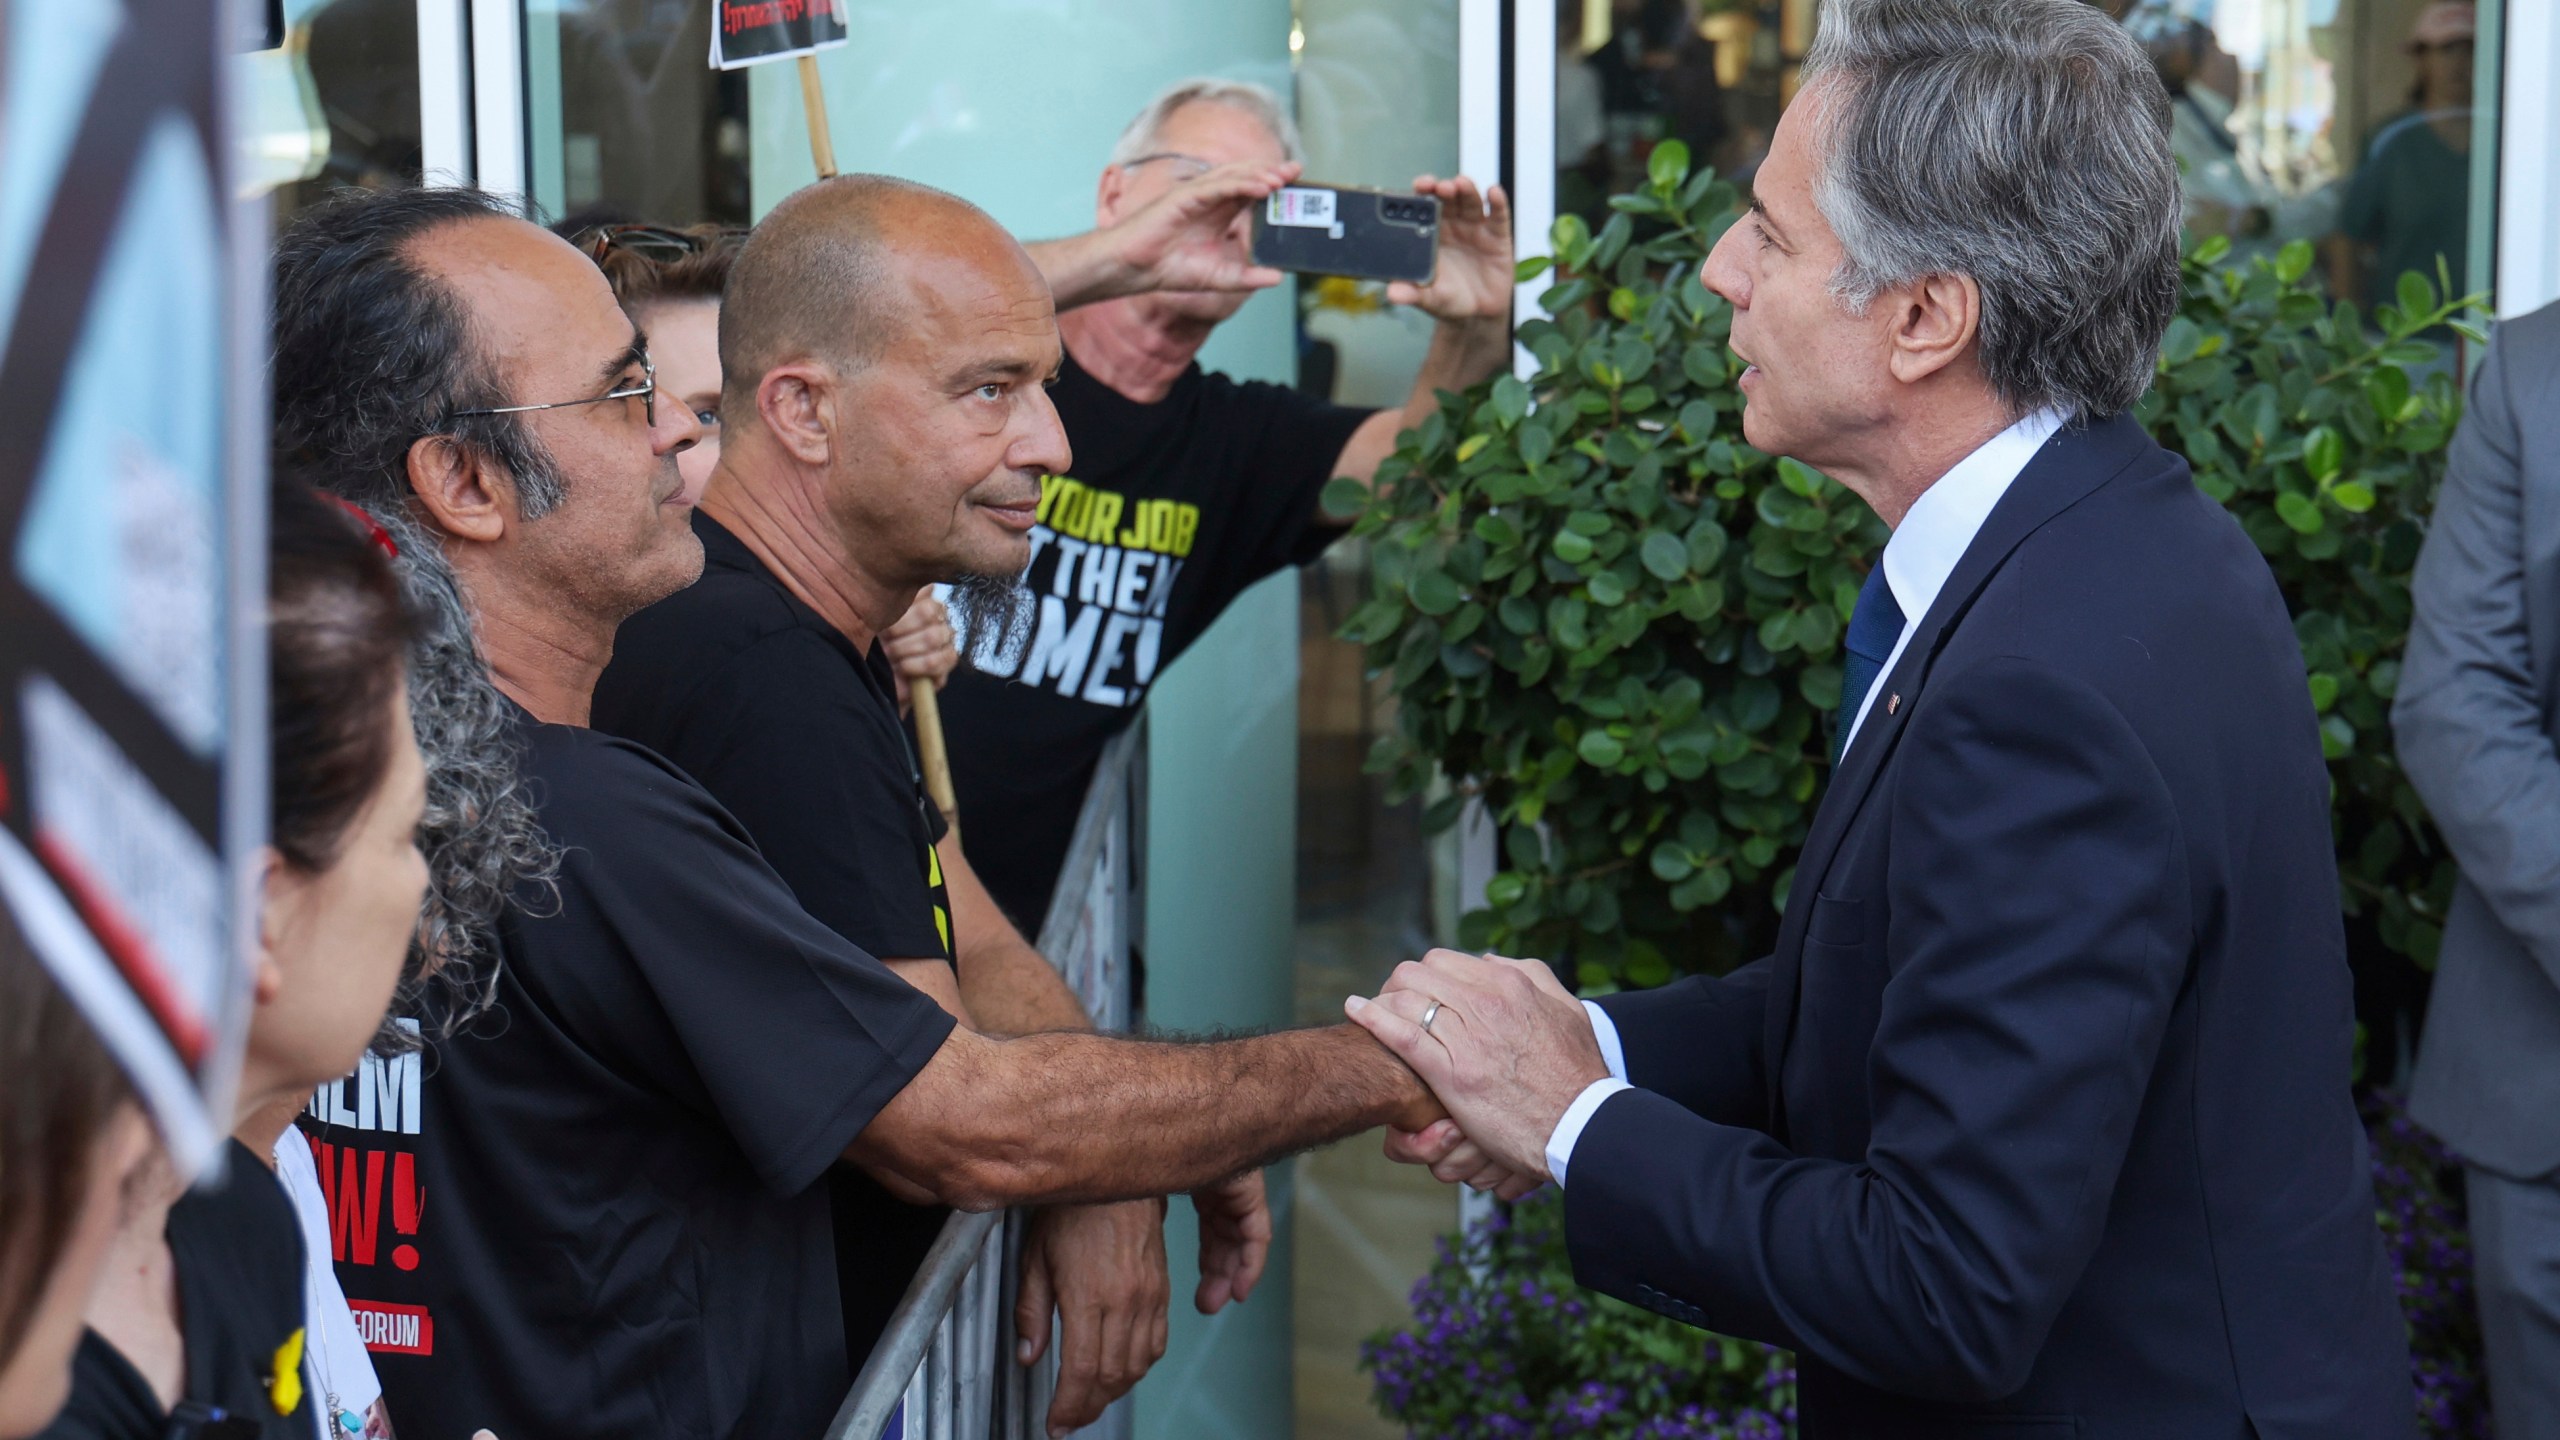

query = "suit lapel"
[1758, 414, 2162, 1133]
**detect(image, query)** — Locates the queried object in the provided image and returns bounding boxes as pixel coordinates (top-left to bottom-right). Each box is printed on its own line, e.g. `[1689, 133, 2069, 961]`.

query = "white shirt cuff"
[1583, 1000, 1629, 1083]
[1544, 1077, 1632, 1190]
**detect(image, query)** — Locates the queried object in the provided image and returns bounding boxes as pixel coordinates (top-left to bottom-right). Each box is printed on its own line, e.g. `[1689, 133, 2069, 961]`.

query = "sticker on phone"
[1267, 187, 1345, 239]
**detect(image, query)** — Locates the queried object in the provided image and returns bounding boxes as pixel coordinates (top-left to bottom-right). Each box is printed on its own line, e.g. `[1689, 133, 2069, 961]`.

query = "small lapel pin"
[1885, 693, 1901, 715]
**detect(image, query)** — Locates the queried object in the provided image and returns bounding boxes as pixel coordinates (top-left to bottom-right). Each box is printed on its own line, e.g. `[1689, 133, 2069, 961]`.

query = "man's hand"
[1190, 1169, 1273, 1313]
[1033, 160, 1302, 309]
[1344, 949, 1609, 1181]
[1385, 176, 1514, 324]
[1383, 1118, 1544, 1202]
[1014, 1199, 1172, 1437]
[884, 592, 959, 711]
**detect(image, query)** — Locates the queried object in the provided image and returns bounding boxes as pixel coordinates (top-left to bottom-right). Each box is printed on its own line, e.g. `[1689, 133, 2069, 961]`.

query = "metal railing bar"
[825, 1207, 1004, 1440]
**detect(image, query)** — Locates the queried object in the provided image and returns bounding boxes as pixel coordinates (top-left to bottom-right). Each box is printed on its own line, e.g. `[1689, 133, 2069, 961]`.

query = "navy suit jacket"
[1570, 414, 2414, 1439]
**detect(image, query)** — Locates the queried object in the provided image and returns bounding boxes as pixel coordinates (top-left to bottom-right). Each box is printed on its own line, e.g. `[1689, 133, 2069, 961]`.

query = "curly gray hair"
[271, 187, 563, 1036]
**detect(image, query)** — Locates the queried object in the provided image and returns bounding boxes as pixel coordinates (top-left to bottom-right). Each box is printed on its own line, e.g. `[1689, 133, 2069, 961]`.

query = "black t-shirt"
[593, 512, 959, 1378]
[307, 704, 953, 1440]
[939, 348, 1372, 927]
[41, 1141, 307, 1440]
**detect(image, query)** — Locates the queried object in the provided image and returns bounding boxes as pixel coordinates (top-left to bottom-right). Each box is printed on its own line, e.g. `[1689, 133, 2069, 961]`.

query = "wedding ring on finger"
[1420, 1000, 1444, 1037]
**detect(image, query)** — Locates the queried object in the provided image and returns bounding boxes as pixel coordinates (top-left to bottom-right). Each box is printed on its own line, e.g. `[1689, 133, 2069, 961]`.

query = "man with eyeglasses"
[271, 185, 1446, 1440]
[932, 77, 1516, 933]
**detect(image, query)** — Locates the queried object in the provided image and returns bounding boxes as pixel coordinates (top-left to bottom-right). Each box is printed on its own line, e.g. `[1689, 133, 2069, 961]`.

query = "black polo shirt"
[593, 512, 959, 1381]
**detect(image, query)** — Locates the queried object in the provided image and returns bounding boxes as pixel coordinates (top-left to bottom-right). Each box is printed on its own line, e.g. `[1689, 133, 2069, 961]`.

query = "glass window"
[2111, 0, 2495, 314]
[1549, 0, 2500, 323]
[240, 0, 424, 218]
[526, 0, 751, 228]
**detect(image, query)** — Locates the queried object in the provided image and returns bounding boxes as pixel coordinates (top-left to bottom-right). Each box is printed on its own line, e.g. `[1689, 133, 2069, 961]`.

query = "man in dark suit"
[1346, 0, 2415, 1435]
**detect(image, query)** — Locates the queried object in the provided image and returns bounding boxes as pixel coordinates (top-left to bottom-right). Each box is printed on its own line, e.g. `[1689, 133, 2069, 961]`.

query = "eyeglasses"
[1120, 152, 1217, 182]
[448, 351, 657, 428]
[572, 223, 743, 265]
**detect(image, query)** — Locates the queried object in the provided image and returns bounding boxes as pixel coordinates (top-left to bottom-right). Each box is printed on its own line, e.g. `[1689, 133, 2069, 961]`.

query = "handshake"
[1345, 950, 1616, 1203]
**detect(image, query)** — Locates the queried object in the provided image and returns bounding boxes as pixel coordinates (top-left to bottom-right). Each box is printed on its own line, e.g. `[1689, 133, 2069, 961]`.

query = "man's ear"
[1885, 271, 1981, 387]
[1095, 165, 1131, 228]
[405, 433, 512, 545]
[756, 364, 839, 468]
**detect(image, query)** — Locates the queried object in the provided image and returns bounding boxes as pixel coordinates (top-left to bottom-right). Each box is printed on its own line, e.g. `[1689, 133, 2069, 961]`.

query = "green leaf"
[2308, 673, 2340, 712]
[1454, 433, 1492, 464]
[1586, 571, 1627, 606]
[1319, 476, 1368, 518]
[2274, 239, 2314, 284]
[1640, 530, 1689, 581]
[2331, 481, 2376, 513]
[1490, 373, 1532, 428]
[2159, 315, 2204, 367]
[1646, 138, 1691, 193]
[1552, 529, 1596, 564]
[1409, 568, 1462, 616]
[1517, 425, 1556, 468]
[2301, 425, 2343, 482]
[2275, 491, 2325, 534]
[1512, 254, 1553, 283]
[2395, 269, 2435, 324]
[1577, 730, 1626, 768]
[1649, 843, 1696, 882]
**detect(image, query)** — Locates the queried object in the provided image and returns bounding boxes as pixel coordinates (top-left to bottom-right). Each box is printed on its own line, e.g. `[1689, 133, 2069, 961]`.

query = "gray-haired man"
[935, 79, 1516, 931]
[2395, 297, 2560, 1438]
[1352, 1, 2416, 1435]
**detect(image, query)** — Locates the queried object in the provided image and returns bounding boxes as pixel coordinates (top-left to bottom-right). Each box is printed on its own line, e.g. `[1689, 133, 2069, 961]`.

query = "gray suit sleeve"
[2392, 319, 2560, 987]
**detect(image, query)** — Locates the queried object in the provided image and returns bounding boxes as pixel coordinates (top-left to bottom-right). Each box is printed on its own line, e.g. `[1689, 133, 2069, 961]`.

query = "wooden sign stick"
[792, 53, 960, 834]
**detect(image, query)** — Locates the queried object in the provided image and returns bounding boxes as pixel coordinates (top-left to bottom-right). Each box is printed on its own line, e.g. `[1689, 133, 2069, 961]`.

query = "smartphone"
[1250, 185, 1441, 285]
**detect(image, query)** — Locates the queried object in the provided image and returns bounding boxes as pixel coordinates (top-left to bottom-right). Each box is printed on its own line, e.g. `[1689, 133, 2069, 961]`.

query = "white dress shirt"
[1543, 408, 2068, 1188]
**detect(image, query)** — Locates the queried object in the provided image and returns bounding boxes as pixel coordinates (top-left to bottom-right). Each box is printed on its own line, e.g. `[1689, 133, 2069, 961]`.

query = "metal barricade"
[823, 725, 1143, 1440]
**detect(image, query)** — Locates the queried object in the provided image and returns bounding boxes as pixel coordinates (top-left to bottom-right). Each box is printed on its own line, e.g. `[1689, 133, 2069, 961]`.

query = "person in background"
[0, 927, 150, 1440]
[2329, 0, 2474, 310]
[938, 77, 1513, 932]
[575, 222, 961, 707]
[44, 484, 432, 1440]
[270, 183, 1445, 1440]
[2393, 298, 2560, 1439]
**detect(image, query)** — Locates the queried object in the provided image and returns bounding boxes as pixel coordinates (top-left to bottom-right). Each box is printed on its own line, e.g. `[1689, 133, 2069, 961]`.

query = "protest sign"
[0, 0, 267, 1175]
[709, 0, 847, 70]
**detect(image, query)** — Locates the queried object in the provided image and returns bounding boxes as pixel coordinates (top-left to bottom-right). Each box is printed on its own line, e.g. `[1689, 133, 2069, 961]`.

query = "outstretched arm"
[1328, 175, 1515, 488]
[1357, 658, 2191, 1401]
[847, 1023, 1439, 1211]
[1027, 160, 1301, 311]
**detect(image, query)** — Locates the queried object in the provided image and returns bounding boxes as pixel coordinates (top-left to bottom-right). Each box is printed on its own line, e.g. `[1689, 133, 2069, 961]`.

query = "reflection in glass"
[2108, 0, 2488, 324]
[232, 0, 421, 218]
[529, 0, 751, 229]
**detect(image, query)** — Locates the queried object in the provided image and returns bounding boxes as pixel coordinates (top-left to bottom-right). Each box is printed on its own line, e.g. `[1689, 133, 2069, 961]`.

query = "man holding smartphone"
[941, 77, 1515, 931]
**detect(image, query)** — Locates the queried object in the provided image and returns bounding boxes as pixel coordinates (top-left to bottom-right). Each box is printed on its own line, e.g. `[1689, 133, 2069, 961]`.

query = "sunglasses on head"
[573, 223, 745, 265]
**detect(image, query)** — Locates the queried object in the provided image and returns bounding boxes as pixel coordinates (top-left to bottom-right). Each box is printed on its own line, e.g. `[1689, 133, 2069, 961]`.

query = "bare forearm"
[1334, 315, 1515, 489]
[1025, 233, 1135, 312]
[1405, 313, 1511, 429]
[854, 1024, 1438, 1209]
[959, 935, 1093, 1035]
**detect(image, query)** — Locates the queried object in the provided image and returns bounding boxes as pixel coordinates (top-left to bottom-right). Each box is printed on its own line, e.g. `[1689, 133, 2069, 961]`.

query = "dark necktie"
[1834, 563, 1907, 765]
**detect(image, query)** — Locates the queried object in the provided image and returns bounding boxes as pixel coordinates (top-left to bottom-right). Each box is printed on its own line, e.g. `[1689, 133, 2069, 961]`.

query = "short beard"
[946, 572, 1035, 675]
